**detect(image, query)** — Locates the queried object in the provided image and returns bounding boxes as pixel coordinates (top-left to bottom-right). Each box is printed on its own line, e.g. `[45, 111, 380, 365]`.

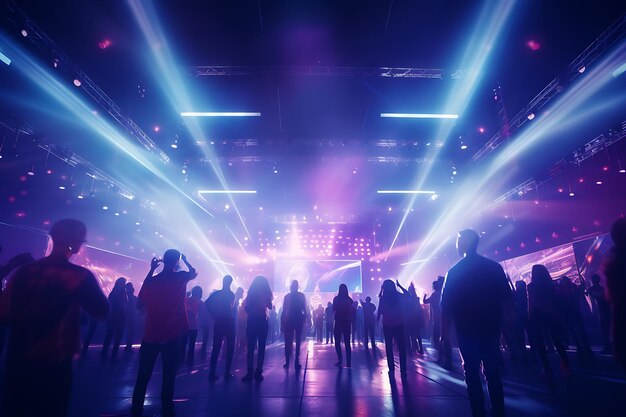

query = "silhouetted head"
[235, 287, 244, 298]
[457, 229, 479, 257]
[514, 280, 526, 292]
[433, 279, 443, 291]
[327, 302, 332, 307]
[114, 277, 126, 290]
[591, 274, 601, 285]
[380, 279, 397, 298]
[191, 286, 203, 298]
[125, 282, 134, 295]
[247, 275, 272, 304]
[531, 265, 552, 285]
[162, 249, 181, 270]
[50, 219, 87, 256]
[222, 275, 233, 289]
[365, 296, 371, 303]
[611, 217, 626, 251]
[290, 279, 299, 293]
[338, 283, 348, 297]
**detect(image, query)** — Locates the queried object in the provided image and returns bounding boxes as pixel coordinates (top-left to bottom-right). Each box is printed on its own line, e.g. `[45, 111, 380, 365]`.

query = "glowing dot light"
[73, 79, 82, 87]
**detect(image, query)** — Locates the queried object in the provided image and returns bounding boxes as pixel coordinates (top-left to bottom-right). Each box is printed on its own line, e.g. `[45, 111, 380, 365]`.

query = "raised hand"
[150, 257, 162, 270]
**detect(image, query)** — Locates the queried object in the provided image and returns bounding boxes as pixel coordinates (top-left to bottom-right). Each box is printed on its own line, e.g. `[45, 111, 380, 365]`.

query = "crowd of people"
[0, 217, 624, 417]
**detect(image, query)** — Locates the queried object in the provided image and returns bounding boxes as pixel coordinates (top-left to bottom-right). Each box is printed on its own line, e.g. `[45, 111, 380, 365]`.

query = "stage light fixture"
[527, 113, 535, 120]
[73, 79, 81, 87]
[58, 186, 66, 190]
[380, 113, 459, 119]
[180, 112, 261, 117]
[20, 29, 28, 37]
[460, 144, 468, 150]
[102, 205, 109, 210]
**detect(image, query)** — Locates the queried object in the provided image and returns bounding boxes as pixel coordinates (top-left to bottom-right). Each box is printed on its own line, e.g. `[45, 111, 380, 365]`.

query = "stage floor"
[62, 340, 625, 417]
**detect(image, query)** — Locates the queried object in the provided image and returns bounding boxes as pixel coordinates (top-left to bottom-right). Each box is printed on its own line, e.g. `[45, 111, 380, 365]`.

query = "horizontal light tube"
[181, 112, 261, 117]
[377, 190, 436, 194]
[0, 51, 11, 66]
[198, 190, 257, 194]
[380, 113, 458, 119]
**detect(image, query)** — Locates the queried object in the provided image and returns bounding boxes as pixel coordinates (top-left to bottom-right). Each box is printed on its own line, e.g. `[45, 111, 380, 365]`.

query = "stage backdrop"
[274, 259, 362, 293]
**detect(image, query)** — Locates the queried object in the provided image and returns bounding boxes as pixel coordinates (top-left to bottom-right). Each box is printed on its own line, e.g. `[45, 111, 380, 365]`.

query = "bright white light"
[0, 51, 11, 66]
[102, 205, 109, 210]
[73, 79, 81, 87]
[224, 204, 230, 210]
[377, 190, 436, 194]
[400, 259, 428, 266]
[20, 29, 28, 37]
[77, 195, 84, 199]
[170, 143, 178, 149]
[620, 169, 626, 173]
[180, 112, 261, 117]
[569, 192, 575, 197]
[198, 190, 257, 194]
[460, 144, 468, 150]
[58, 186, 66, 190]
[527, 113, 535, 120]
[430, 194, 439, 201]
[380, 113, 459, 119]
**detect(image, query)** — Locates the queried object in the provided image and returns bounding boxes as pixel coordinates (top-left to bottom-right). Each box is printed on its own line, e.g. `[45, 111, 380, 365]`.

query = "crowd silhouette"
[0, 218, 624, 417]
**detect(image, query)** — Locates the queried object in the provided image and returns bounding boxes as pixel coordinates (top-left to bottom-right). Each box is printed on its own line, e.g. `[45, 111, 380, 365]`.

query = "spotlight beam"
[386, 0, 518, 258]
[377, 190, 436, 194]
[126, 0, 253, 244]
[0, 35, 214, 219]
[400, 42, 626, 282]
[198, 190, 257, 194]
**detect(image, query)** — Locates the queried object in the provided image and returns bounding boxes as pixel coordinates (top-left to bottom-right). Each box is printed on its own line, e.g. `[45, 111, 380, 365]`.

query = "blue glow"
[0, 51, 11, 65]
[180, 112, 261, 117]
[377, 190, 436, 194]
[385, 0, 518, 260]
[198, 190, 257, 194]
[380, 113, 458, 119]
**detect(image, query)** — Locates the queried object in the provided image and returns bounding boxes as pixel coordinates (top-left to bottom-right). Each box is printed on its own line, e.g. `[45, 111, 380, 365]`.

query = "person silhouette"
[1, 219, 109, 417]
[441, 229, 511, 417]
[124, 282, 138, 353]
[131, 250, 197, 417]
[586, 274, 611, 354]
[333, 284, 354, 367]
[181, 286, 203, 365]
[424, 277, 446, 363]
[314, 304, 325, 342]
[241, 275, 273, 382]
[604, 217, 626, 369]
[527, 265, 571, 376]
[378, 279, 408, 380]
[281, 280, 309, 370]
[101, 277, 128, 360]
[0, 251, 35, 358]
[360, 296, 377, 350]
[206, 275, 236, 380]
[397, 281, 424, 355]
[325, 301, 334, 344]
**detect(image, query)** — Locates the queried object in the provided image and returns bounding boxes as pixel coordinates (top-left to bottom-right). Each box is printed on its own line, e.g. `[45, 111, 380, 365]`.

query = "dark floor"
[68, 340, 625, 417]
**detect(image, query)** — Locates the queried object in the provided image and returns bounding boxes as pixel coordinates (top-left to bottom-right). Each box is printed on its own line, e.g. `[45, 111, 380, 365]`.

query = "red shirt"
[1, 255, 109, 363]
[139, 270, 196, 343]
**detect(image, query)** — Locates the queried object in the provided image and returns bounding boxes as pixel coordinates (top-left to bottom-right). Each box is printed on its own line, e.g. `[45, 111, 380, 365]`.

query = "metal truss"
[4, 1, 170, 164]
[490, 120, 626, 207]
[473, 14, 626, 162]
[181, 65, 452, 79]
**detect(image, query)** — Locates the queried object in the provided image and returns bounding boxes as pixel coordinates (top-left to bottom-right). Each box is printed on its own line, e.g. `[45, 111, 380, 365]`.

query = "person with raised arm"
[131, 250, 197, 417]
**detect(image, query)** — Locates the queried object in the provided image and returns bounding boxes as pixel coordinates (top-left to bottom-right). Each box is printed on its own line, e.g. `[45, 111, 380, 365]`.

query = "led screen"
[502, 242, 578, 284]
[274, 259, 362, 293]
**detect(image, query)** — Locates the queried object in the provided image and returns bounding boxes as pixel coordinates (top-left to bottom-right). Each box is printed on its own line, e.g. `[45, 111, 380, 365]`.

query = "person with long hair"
[378, 279, 407, 380]
[333, 283, 354, 367]
[242, 276, 273, 382]
[101, 277, 128, 360]
[527, 264, 571, 376]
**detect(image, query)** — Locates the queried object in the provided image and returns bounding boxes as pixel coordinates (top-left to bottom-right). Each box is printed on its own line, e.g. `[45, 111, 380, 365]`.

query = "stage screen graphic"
[502, 242, 578, 284]
[573, 234, 614, 284]
[69, 245, 150, 295]
[274, 259, 362, 293]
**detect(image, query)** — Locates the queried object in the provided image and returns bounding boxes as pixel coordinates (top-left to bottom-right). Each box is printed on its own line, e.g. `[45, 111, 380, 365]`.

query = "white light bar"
[0, 51, 11, 66]
[400, 259, 429, 266]
[377, 190, 436, 194]
[198, 190, 257, 194]
[380, 113, 459, 119]
[181, 112, 261, 117]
